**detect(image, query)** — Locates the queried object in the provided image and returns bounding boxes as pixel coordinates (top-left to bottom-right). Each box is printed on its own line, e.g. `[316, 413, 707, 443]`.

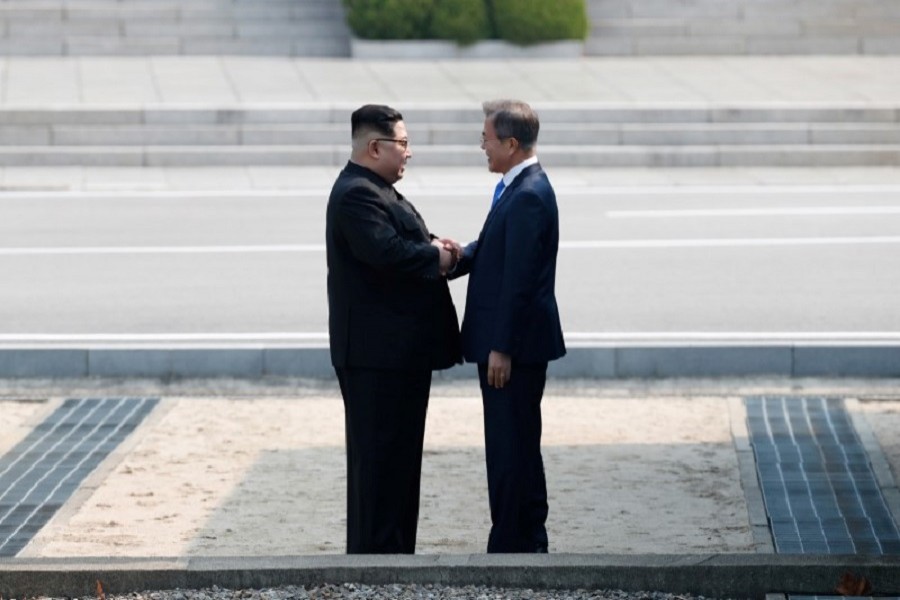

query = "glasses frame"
[372, 138, 410, 149]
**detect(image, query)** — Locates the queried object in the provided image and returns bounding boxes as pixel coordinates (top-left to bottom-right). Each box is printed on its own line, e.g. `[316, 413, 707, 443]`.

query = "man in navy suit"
[449, 99, 566, 553]
[326, 104, 462, 554]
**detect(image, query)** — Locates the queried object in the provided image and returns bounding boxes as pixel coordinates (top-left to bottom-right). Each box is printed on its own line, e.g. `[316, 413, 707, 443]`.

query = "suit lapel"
[481, 164, 540, 228]
[474, 163, 542, 251]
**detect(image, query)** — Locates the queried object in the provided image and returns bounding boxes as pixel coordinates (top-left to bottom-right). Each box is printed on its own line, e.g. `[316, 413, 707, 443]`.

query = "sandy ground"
[13, 388, 756, 557]
[0, 398, 57, 456]
[7, 379, 897, 558]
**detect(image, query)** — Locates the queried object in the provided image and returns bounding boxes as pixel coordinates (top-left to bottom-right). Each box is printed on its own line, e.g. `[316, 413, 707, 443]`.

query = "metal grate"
[746, 396, 900, 555]
[0, 397, 158, 557]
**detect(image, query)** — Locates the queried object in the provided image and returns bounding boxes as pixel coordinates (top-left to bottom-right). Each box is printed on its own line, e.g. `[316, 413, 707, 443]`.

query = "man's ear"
[367, 139, 381, 159]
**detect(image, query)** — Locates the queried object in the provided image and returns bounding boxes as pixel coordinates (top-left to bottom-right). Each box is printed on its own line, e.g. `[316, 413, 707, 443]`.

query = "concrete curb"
[2, 554, 900, 599]
[1, 345, 900, 379]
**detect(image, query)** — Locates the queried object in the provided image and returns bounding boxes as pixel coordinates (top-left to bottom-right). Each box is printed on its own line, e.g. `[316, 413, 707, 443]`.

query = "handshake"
[432, 237, 463, 276]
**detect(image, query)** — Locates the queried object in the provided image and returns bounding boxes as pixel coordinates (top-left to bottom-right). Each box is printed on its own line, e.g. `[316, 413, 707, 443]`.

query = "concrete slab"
[0, 349, 87, 377]
[3, 58, 80, 106]
[794, 346, 900, 377]
[150, 57, 236, 105]
[3, 345, 900, 380]
[1, 554, 900, 599]
[0, 56, 895, 109]
[616, 346, 794, 378]
[79, 57, 160, 105]
[223, 57, 317, 104]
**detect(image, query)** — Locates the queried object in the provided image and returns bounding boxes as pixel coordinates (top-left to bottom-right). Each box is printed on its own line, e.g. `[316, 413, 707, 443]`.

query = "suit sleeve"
[491, 191, 547, 354]
[447, 240, 477, 280]
[337, 186, 440, 278]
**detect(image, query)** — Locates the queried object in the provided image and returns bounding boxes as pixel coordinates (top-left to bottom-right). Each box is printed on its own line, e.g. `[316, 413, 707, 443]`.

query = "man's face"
[481, 117, 511, 174]
[375, 121, 411, 183]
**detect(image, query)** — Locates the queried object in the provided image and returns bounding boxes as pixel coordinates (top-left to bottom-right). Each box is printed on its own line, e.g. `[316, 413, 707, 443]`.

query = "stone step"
[1, 107, 898, 126]
[0, 41, 352, 57]
[3, 0, 899, 58]
[4, 122, 900, 146]
[0, 106, 897, 166]
[1, 144, 898, 167]
[0, 0, 351, 56]
[584, 0, 900, 55]
[0, 0, 344, 20]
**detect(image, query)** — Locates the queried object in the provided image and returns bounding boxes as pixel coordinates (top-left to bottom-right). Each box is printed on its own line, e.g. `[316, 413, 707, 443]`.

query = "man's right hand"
[437, 238, 462, 260]
[434, 241, 457, 275]
[487, 350, 512, 388]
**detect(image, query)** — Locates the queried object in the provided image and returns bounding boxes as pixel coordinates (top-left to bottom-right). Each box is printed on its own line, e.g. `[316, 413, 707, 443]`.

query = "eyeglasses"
[373, 138, 409, 149]
[480, 135, 508, 145]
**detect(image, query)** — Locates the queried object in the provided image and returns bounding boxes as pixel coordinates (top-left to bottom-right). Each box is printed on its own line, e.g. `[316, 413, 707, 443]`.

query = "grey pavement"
[1, 55, 900, 597]
[3, 172, 900, 379]
[0, 55, 899, 378]
[0, 55, 897, 107]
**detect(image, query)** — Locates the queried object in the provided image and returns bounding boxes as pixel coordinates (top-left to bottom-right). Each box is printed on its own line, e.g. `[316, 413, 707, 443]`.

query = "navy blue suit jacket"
[452, 162, 566, 365]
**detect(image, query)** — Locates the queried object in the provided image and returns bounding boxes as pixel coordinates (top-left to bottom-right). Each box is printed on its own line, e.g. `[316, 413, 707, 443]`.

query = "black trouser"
[478, 362, 549, 553]
[336, 366, 431, 554]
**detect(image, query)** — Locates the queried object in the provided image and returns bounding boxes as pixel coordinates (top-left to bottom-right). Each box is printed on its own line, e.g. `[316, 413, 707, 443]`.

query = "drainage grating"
[746, 395, 900, 554]
[0, 397, 158, 557]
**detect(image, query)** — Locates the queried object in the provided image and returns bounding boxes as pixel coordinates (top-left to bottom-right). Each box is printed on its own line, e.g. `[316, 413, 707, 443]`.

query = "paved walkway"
[0, 55, 899, 107]
[1, 54, 900, 191]
[2, 55, 900, 596]
[1, 377, 899, 597]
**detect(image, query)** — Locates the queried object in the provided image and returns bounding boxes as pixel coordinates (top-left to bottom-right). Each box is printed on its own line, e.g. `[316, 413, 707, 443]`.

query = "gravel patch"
[25, 585, 737, 600]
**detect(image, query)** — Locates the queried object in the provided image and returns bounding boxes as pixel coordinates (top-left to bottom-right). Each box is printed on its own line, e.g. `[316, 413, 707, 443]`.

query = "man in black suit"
[449, 99, 566, 553]
[326, 104, 462, 554]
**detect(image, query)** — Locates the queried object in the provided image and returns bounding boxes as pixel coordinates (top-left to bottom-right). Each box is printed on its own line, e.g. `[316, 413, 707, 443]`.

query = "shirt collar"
[502, 155, 538, 187]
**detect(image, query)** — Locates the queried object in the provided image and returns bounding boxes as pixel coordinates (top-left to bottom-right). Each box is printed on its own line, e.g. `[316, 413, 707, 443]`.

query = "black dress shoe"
[534, 544, 548, 553]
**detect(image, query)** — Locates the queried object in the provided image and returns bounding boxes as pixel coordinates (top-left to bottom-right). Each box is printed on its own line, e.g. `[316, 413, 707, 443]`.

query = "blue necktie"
[491, 179, 505, 208]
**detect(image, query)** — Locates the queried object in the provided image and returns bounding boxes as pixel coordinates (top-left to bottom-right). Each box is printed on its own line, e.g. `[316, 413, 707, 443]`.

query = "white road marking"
[0, 333, 329, 341]
[1, 184, 900, 200]
[608, 206, 900, 218]
[0, 244, 325, 255]
[566, 331, 900, 341]
[561, 236, 900, 248]
[3, 236, 900, 255]
[2, 332, 898, 345]
[553, 184, 900, 196]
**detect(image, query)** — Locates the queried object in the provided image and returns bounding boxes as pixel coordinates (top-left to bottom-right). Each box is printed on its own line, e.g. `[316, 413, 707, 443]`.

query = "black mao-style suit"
[326, 161, 461, 554]
[451, 162, 565, 553]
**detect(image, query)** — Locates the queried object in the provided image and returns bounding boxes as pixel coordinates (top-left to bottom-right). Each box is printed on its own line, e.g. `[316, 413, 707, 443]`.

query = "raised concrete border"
[845, 398, 900, 532]
[2, 554, 900, 599]
[349, 38, 584, 59]
[727, 397, 775, 553]
[1, 345, 899, 379]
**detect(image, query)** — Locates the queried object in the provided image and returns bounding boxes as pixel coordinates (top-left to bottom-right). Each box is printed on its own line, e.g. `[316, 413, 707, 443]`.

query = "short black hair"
[351, 104, 403, 139]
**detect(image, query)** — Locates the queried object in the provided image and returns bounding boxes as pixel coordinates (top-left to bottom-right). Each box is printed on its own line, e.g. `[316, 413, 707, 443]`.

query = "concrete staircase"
[2, 106, 900, 167]
[4, 0, 899, 58]
[1, 1, 897, 168]
[0, 0, 351, 56]
[586, 0, 900, 55]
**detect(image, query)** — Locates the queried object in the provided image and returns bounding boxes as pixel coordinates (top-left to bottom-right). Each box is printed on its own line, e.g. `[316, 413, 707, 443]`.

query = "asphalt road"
[2, 179, 900, 347]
